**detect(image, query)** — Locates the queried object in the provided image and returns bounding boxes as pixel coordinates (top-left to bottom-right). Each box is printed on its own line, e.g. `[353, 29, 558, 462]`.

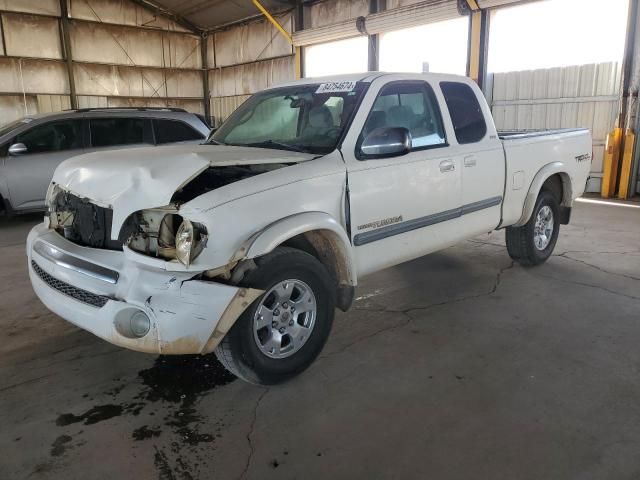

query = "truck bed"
[498, 127, 592, 227]
[498, 128, 588, 140]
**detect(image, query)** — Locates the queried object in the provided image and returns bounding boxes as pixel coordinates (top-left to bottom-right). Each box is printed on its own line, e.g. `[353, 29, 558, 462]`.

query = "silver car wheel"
[253, 279, 317, 359]
[533, 205, 554, 251]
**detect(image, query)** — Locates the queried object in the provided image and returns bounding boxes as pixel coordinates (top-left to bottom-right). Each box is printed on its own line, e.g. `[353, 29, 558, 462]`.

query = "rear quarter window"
[153, 119, 205, 144]
[440, 81, 487, 144]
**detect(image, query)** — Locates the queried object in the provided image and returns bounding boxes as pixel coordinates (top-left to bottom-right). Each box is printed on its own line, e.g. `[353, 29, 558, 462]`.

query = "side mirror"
[360, 127, 412, 159]
[8, 143, 27, 155]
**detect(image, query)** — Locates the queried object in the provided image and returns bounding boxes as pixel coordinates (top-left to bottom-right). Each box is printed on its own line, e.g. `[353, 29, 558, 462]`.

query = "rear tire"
[215, 247, 335, 385]
[506, 190, 560, 266]
[0, 195, 10, 217]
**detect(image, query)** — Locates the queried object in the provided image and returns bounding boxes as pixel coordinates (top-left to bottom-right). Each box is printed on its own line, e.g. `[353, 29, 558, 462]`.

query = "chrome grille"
[31, 261, 109, 308]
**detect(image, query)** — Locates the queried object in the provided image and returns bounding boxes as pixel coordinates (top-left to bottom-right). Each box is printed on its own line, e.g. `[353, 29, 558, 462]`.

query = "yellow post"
[618, 129, 636, 199]
[468, 11, 482, 84]
[294, 46, 302, 79]
[251, 0, 293, 44]
[251, 0, 297, 77]
[601, 127, 623, 198]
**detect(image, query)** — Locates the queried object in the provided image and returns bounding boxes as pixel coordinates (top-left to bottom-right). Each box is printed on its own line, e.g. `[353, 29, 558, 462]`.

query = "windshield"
[210, 82, 367, 154]
[0, 118, 33, 138]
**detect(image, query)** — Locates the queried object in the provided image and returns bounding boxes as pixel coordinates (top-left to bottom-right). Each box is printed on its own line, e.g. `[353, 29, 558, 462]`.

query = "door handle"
[439, 159, 455, 173]
[464, 155, 477, 167]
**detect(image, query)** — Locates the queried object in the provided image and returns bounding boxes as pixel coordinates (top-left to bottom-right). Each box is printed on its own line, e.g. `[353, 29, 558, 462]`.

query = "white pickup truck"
[27, 73, 591, 384]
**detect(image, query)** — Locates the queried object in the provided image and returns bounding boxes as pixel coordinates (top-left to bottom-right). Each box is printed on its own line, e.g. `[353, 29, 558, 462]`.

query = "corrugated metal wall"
[306, 0, 369, 29]
[0, 1, 66, 123]
[207, 13, 295, 127]
[490, 62, 622, 193]
[0, 0, 204, 127]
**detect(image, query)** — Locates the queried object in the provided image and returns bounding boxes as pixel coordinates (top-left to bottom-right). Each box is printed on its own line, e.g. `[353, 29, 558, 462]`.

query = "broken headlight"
[46, 183, 62, 211]
[175, 219, 207, 266]
[126, 211, 206, 264]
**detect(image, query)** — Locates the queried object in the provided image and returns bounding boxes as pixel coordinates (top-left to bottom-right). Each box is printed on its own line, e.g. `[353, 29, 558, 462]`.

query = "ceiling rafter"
[127, 0, 203, 34]
[129, 0, 297, 34]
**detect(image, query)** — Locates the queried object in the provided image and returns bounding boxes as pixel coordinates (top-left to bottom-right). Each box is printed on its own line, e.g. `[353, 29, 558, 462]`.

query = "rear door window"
[16, 120, 83, 154]
[440, 82, 487, 144]
[153, 119, 205, 144]
[89, 118, 149, 147]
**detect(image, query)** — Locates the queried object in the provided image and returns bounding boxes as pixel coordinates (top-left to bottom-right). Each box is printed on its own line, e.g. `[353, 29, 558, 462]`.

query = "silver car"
[0, 107, 210, 214]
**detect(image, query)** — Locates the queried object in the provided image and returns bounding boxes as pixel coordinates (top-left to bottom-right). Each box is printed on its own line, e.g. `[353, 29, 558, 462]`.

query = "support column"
[368, 0, 384, 71]
[466, 4, 489, 91]
[617, 0, 640, 198]
[368, 35, 379, 71]
[294, 47, 304, 79]
[294, 0, 304, 78]
[201, 33, 211, 126]
[0, 14, 7, 56]
[59, 0, 77, 109]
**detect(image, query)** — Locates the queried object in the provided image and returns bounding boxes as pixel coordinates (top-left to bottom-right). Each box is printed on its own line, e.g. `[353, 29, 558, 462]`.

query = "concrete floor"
[1, 198, 639, 480]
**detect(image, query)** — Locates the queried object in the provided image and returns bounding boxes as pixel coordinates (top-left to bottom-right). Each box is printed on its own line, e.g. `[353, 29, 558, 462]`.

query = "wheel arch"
[513, 163, 573, 227]
[234, 212, 357, 311]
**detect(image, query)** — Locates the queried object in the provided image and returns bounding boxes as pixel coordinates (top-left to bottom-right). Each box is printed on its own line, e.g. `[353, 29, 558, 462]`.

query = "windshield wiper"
[245, 140, 309, 153]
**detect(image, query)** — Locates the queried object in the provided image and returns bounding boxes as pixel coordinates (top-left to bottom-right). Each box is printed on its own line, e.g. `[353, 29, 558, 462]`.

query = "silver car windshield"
[0, 118, 33, 138]
[210, 82, 367, 154]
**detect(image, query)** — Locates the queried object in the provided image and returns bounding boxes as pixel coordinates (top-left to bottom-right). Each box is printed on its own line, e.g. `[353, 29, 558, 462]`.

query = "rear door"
[87, 117, 153, 154]
[343, 79, 463, 276]
[4, 119, 84, 210]
[440, 81, 505, 234]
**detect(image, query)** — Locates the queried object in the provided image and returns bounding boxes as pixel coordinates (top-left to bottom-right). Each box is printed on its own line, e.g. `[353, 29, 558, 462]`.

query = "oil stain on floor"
[50, 353, 236, 479]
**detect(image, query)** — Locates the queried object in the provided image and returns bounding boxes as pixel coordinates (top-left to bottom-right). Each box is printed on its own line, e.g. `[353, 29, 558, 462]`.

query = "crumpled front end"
[31, 144, 330, 355]
[27, 223, 262, 354]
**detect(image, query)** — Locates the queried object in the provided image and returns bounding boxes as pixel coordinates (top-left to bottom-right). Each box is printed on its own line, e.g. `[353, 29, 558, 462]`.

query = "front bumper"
[27, 223, 261, 354]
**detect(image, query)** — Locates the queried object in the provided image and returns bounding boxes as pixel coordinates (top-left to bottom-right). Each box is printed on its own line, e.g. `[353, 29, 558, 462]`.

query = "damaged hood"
[53, 144, 317, 234]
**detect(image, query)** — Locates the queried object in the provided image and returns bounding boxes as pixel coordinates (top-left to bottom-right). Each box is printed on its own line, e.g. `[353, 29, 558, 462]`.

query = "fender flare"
[234, 211, 357, 286]
[513, 162, 573, 227]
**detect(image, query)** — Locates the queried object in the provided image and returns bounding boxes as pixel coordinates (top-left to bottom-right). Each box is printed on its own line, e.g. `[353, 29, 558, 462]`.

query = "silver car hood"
[52, 144, 316, 234]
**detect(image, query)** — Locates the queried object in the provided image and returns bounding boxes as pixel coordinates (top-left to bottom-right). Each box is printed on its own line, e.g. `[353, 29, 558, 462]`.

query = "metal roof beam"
[204, 4, 297, 34]
[127, 0, 202, 34]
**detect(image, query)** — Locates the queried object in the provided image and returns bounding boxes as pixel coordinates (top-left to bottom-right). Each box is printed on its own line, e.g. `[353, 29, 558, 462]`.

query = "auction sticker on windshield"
[316, 81, 357, 94]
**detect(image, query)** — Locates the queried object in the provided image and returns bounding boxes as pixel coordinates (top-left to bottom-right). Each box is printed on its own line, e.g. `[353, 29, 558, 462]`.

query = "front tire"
[215, 247, 336, 385]
[506, 190, 560, 266]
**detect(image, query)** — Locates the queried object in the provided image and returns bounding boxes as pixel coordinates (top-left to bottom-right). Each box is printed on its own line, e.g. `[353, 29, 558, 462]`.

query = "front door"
[4, 119, 84, 210]
[343, 79, 463, 277]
